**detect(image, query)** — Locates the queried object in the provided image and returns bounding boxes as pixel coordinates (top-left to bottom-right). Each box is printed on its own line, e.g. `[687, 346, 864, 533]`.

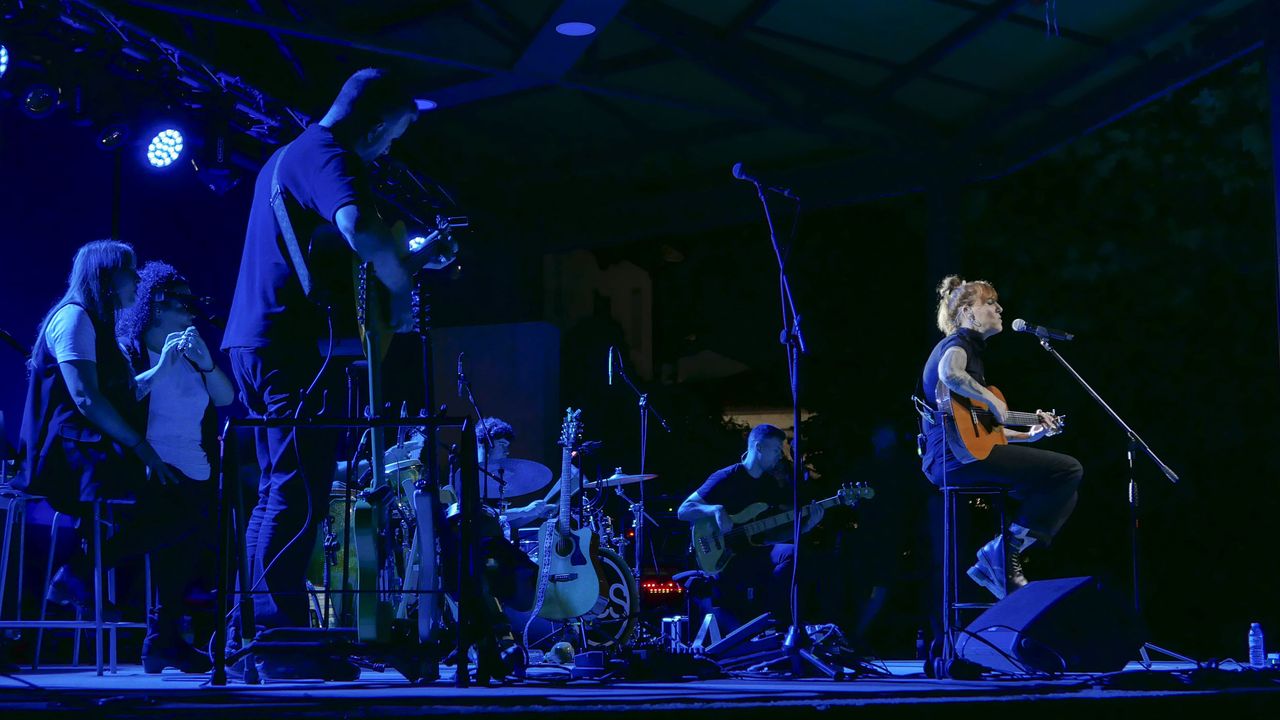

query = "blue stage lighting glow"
[0, 45, 9, 79]
[408, 236, 429, 253]
[555, 22, 596, 37]
[146, 128, 184, 168]
[414, 98, 437, 111]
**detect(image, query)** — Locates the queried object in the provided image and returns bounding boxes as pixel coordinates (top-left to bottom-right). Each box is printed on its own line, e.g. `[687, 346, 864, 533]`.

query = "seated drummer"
[441, 416, 578, 677]
[463, 417, 554, 528]
[678, 424, 824, 630]
[449, 416, 581, 529]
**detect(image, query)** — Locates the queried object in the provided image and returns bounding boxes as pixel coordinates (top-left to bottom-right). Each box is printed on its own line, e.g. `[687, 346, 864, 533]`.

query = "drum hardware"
[479, 458, 554, 499]
[584, 469, 660, 581]
[582, 470, 658, 490]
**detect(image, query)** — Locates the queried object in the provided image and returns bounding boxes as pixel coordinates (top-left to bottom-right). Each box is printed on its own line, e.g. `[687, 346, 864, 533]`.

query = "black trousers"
[229, 346, 337, 630]
[704, 543, 795, 631]
[53, 477, 209, 614]
[934, 443, 1083, 545]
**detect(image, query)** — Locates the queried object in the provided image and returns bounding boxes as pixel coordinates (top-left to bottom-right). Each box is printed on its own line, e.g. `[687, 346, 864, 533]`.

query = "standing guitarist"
[678, 424, 824, 630]
[920, 275, 1081, 600]
[223, 69, 445, 679]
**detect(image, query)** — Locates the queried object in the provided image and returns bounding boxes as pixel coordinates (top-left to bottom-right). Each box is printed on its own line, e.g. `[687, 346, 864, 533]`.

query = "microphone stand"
[745, 179, 840, 679]
[609, 348, 670, 580]
[0, 326, 30, 360]
[1033, 338, 1192, 666]
[456, 353, 495, 502]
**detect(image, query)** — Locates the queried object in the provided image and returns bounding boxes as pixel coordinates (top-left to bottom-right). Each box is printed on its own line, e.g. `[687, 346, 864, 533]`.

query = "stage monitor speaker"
[956, 576, 1144, 674]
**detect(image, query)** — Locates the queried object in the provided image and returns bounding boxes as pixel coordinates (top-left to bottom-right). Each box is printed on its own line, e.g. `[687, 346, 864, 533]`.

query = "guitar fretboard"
[971, 408, 1044, 427]
[741, 496, 844, 537]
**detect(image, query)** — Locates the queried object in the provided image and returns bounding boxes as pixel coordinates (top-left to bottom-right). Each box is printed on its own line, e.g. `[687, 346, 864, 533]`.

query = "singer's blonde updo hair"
[936, 275, 996, 335]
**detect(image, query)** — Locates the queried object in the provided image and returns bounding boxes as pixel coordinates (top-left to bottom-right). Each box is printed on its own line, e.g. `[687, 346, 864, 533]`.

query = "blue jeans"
[229, 347, 336, 630]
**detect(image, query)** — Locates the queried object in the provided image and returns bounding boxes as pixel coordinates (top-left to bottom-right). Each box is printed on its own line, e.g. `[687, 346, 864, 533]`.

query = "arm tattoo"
[939, 347, 991, 402]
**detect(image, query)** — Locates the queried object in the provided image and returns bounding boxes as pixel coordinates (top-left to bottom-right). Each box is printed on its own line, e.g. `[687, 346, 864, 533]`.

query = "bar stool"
[937, 484, 1009, 676]
[0, 497, 150, 675]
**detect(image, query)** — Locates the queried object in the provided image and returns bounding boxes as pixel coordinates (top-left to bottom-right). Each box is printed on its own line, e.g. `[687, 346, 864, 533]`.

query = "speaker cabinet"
[956, 576, 1144, 674]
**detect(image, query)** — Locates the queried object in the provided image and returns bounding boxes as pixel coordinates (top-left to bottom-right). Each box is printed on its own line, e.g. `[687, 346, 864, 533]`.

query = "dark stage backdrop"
[0, 103, 547, 448]
[2, 58, 1277, 661]
[0, 105, 250, 447]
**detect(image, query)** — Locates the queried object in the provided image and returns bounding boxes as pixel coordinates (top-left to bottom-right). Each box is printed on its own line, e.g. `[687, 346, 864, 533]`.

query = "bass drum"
[509, 546, 639, 652]
[583, 547, 640, 651]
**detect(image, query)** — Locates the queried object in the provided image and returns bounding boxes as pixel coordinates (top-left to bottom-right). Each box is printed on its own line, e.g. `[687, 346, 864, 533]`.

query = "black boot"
[142, 608, 212, 674]
[46, 562, 123, 623]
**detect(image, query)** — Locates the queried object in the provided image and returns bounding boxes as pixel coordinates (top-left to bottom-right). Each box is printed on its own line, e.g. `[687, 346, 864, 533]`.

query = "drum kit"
[308, 436, 658, 652]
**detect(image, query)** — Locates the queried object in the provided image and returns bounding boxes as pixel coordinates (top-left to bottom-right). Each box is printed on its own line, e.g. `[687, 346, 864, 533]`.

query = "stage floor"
[3, 661, 1278, 719]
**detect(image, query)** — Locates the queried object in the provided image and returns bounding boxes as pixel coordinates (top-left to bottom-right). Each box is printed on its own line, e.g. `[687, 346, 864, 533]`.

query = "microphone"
[1011, 318, 1075, 342]
[731, 162, 798, 200]
[0, 326, 29, 359]
[456, 352, 465, 397]
[607, 346, 614, 386]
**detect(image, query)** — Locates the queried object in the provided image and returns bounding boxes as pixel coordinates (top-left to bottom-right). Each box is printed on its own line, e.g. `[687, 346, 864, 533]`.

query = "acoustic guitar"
[532, 409, 601, 621]
[935, 384, 1065, 463]
[690, 483, 874, 577]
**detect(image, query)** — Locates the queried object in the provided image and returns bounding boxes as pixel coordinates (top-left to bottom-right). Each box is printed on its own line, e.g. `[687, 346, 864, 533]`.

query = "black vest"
[16, 304, 145, 506]
[919, 328, 987, 483]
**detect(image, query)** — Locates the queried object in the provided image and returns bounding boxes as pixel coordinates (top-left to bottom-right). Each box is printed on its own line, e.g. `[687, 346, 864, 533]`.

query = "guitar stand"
[211, 415, 478, 687]
[776, 626, 845, 679]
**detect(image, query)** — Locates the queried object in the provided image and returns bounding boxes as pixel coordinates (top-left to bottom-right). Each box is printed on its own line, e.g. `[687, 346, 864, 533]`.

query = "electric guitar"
[935, 384, 1065, 463]
[690, 483, 874, 577]
[351, 215, 460, 642]
[532, 409, 601, 620]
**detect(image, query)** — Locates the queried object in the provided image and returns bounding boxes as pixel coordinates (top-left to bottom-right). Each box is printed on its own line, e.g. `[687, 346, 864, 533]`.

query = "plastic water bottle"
[1248, 622, 1265, 668]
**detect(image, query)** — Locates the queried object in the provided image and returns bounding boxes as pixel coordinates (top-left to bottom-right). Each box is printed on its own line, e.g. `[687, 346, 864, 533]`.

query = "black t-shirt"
[222, 124, 371, 350]
[920, 328, 987, 481]
[696, 463, 796, 520]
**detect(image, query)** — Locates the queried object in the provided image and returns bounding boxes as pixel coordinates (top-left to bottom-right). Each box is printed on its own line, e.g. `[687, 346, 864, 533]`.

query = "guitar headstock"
[406, 215, 467, 271]
[838, 482, 876, 507]
[559, 408, 583, 451]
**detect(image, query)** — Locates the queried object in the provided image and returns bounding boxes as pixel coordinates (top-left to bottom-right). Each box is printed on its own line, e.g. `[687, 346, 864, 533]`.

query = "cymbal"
[584, 472, 658, 490]
[481, 458, 554, 499]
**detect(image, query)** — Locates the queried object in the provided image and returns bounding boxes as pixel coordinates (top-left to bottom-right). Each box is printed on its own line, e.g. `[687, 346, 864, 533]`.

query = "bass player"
[678, 424, 824, 630]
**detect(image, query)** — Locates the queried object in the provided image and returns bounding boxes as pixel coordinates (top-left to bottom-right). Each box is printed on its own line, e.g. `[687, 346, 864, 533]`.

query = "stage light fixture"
[21, 82, 60, 118]
[0, 45, 9, 79]
[96, 124, 129, 151]
[555, 22, 596, 37]
[146, 128, 184, 168]
[190, 138, 244, 195]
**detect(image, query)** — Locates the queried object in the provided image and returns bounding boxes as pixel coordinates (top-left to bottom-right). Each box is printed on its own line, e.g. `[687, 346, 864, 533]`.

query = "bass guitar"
[531, 409, 600, 620]
[935, 384, 1065, 463]
[690, 483, 874, 577]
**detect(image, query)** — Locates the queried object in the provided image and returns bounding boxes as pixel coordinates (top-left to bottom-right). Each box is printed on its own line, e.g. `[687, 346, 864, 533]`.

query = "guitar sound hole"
[555, 538, 574, 556]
